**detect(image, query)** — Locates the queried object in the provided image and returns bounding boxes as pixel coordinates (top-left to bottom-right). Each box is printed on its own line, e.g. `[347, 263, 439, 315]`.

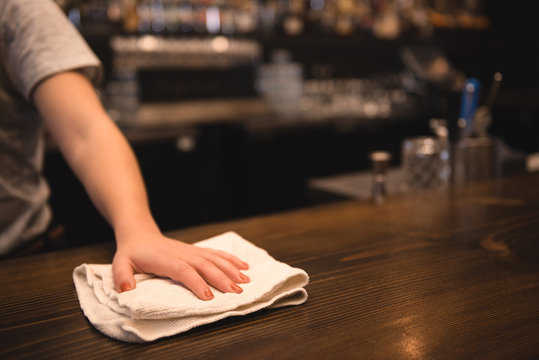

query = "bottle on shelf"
[62, 0, 489, 39]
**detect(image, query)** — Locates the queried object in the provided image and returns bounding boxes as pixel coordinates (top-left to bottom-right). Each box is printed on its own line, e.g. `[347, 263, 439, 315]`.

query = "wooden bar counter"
[1, 173, 538, 359]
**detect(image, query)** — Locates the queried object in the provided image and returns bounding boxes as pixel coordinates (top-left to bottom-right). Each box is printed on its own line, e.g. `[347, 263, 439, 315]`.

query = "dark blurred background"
[45, 0, 538, 248]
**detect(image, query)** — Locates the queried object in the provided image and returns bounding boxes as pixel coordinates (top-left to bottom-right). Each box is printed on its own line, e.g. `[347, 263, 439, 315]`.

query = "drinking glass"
[401, 136, 450, 191]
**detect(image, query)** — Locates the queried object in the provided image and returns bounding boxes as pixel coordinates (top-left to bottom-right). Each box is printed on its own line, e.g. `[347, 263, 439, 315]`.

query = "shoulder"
[1, 0, 102, 101]
[1, 0, 71, 45]
[1, 0, 64, 25]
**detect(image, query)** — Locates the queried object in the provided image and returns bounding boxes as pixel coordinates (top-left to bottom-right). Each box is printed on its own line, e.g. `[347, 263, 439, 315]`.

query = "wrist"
[112, 212, 161, 244]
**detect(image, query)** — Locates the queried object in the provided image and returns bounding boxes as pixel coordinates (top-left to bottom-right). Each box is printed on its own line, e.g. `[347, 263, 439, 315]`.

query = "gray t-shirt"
[0, 0, 102, 254]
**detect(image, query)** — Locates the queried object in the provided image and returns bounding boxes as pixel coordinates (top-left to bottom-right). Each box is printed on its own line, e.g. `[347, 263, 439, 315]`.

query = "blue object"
[459, 77, 481, 137]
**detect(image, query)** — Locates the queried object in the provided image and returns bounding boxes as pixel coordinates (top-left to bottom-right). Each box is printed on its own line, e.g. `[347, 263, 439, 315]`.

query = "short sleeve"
[0, 0, 103, 101]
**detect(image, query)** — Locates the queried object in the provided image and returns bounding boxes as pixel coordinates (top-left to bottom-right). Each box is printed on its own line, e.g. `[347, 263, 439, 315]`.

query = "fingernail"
[120, 282, 133, 293]
[231, 283, 243, 294]
[239, 273, 250, 283]
[204, 288, 214, 300]
[241, 261, 249, 269]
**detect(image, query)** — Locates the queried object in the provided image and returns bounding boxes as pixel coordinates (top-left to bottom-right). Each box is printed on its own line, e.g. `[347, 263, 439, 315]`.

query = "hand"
[112, 231, 250, 300]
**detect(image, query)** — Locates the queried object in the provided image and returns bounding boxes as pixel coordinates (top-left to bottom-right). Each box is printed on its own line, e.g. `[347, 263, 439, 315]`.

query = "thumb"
[112, 255, 136, 293]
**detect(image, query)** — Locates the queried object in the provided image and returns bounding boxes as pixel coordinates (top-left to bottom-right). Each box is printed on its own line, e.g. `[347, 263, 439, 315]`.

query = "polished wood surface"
[1, 173, 539, 359]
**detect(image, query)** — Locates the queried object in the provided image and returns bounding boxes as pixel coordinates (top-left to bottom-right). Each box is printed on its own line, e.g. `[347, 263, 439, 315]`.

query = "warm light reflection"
[137, 35, 158, 52]
[401, 334, 423, 359]
[211, 36, 230, 53]
[394, 315, 425, 360]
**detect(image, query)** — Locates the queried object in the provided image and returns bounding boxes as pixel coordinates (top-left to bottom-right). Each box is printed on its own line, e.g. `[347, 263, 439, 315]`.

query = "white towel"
[73, 231, 309, 342]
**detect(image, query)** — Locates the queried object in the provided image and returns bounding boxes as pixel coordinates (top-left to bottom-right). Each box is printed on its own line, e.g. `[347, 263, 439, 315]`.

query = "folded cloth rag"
[73, 231, 309, 342]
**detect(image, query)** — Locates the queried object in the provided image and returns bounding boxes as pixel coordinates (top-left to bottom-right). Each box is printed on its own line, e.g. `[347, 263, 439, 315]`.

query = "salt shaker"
[370, 151, 391, 204]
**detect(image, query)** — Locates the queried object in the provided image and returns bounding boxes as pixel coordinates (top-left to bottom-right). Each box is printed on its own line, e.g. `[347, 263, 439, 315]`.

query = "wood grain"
[1, 173, 538, 359]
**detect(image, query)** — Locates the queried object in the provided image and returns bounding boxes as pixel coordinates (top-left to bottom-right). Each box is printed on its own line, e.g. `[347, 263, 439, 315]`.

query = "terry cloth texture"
[73, 232, 309, 342]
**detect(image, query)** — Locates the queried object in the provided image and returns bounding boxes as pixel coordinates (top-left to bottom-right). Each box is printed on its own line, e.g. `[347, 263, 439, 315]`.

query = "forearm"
[65, 119, 159, 238]
[34, 71, 158, 238]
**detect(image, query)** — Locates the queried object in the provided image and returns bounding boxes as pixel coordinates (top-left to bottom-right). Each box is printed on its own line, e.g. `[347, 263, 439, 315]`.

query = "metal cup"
[452, 137, 501, 184]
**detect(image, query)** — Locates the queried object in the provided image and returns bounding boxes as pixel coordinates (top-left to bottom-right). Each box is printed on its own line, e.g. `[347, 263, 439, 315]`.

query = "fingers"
[208, 249, 249, 271]
[162, 247, 250, 300]
[199, 251, 250, 285]
[168, 261, 216, 301]
[112, 255, 136, 293]
[187, 257, 245, 295]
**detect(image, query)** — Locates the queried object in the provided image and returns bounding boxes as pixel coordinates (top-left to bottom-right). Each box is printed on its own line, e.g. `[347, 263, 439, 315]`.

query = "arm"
[33, 71, 249, 299]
